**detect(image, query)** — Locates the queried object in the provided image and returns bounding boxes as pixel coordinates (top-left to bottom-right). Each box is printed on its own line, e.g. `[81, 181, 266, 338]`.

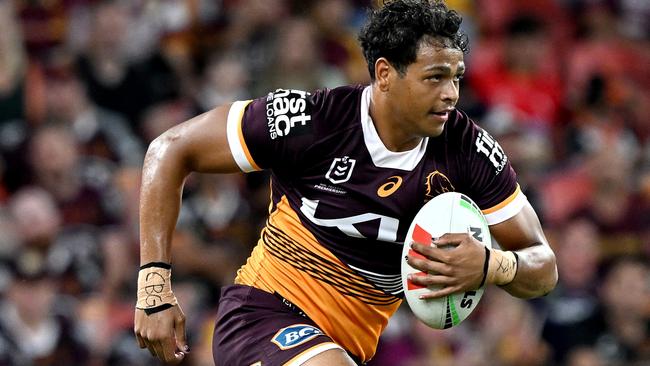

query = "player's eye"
[453, 74, 464, 82]
[426, 75, 442, 82]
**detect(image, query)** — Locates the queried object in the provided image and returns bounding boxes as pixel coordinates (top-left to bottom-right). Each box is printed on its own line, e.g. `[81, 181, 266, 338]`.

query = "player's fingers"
[433, 233, 468, 246]
[134, 310, 147, 349]
[406, 254, 453, 275]
[144, 340, 157, 359]
[419, 285, 462, 300]
[150, 338, 168, 363]
[167, 339, 186, 364]
[408, 273, 455, 287]
[155, 328, 187, 365]
[135, 332, 146, 349]
[410, 242, 453, 264]
[162, 336, 183, 364]
[174, 311, 189, 353]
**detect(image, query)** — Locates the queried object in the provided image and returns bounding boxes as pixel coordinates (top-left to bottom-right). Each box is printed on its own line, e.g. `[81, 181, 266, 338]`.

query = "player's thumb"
[174, 312, 189, 354]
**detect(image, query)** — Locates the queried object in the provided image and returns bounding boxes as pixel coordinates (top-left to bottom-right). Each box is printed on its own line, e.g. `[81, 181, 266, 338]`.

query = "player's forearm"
[500, 243, 557, 299]
[139, 133, 190, 265]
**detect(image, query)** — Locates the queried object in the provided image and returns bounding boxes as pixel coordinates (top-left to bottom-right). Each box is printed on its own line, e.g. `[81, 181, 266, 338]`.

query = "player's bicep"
[157, 104, 241, 174]
[488, 202, 548, 251]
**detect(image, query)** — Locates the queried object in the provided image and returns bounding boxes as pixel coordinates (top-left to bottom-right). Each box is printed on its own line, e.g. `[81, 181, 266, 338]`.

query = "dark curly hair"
[358, 0, 469, 80]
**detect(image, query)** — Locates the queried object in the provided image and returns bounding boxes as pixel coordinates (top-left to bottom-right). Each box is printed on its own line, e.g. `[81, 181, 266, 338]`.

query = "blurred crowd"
[0, 0, 647, 365]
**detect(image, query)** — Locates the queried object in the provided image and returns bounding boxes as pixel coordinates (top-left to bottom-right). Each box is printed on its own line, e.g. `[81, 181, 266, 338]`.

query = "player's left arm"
[407, 119, 557, 300]
[488, 201, 558, 298]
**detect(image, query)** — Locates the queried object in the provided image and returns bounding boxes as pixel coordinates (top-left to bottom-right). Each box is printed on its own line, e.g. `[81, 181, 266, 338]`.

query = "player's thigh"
[214, 285, 351, 365]
[301, 348, 358, 366]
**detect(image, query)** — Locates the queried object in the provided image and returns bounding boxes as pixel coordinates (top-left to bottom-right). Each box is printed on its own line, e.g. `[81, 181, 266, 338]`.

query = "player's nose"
[440, 80, 459, 105]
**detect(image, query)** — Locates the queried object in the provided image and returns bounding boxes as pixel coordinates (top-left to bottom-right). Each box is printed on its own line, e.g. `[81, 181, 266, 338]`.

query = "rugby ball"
[401, 192, 491, 329]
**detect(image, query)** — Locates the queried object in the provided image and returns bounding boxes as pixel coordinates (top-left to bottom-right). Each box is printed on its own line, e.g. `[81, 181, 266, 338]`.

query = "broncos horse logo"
[424, 171, 455, 201]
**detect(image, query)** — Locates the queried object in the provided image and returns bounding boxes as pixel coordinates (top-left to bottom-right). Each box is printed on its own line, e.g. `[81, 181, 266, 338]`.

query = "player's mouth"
[429, 108, 454, 121]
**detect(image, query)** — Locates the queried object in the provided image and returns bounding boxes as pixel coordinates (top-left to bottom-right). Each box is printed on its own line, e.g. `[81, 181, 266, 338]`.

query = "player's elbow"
[541, 249, 559, 296]
[525, 247, 558, 299]
[144, 129, 192, 176]
[511, 246, 558, 300]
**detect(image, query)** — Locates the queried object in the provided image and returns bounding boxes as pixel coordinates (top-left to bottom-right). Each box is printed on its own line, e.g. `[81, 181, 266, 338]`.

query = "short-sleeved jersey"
[226, 85, 527, 362]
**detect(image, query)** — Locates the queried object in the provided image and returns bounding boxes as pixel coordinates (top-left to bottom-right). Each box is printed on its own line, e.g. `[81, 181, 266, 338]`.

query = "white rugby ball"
[401, 192, 491, 329]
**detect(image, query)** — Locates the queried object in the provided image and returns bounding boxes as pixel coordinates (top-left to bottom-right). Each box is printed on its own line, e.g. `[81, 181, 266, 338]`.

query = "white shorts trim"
[284, 342, 344, 366]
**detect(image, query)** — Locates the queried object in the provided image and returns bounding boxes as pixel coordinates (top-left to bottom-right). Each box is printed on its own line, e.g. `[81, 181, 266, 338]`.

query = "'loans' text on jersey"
[266, 89, 312, 139]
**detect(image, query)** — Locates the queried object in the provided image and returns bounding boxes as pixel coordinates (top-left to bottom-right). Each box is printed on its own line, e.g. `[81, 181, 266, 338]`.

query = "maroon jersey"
[225, 85, 527, 362]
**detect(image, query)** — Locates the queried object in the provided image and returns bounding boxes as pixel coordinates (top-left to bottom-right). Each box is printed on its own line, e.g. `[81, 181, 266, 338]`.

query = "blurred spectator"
[0, 0, 46, 192]
[194, 50, 250, 112]
[15, 0, 80, 58]
[309, 0, 370, 84]
[181, 174, 252, 242]
[469, 14, 563, 131]
[0, 247, 89, 365]
[44, 61, 144, 166]
[474, 290, 550, 366]
[580, 150, 643, 256]
[254, 17, 347, 95]
[563, 74, 641, 162]
[27, 124, 118, 226]
[217, 0, 289, 96]
[8, 186, 61, 250]
[594, 257, 650, 364]
[542, 218, 603, 364]
[75, 1, 180, 131]
[474, 0, 567, 37]
[563, 2, 650, 163]
[8, 186, 104, 297]
[139, 99, 195, 144]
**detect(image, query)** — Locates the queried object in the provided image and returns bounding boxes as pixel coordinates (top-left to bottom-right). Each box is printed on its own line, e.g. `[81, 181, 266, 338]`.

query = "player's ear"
[375, 57, 392, 92]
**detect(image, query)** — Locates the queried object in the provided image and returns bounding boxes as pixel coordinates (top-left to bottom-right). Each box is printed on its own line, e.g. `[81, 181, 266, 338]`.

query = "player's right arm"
[134, 104, 239, 364]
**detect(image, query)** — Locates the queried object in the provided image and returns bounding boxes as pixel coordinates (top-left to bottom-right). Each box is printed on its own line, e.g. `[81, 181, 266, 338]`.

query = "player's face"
[389, 42, 465, 138]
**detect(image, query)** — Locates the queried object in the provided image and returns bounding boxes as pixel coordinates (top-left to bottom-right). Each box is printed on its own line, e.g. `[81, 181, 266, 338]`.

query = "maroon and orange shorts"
[213, 285, 357, 366]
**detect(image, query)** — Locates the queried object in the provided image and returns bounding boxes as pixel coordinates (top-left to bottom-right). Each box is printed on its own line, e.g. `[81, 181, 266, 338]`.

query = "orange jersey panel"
[235, 195, 401, 362]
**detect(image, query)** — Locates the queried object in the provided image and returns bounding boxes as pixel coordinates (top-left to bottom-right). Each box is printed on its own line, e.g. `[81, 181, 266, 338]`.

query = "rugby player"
[134, 1, 558, 365]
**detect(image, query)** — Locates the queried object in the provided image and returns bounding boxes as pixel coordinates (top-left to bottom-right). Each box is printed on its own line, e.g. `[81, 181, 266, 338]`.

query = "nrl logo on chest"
[313, 156, 356, 195]
[326, 156, 356, 184]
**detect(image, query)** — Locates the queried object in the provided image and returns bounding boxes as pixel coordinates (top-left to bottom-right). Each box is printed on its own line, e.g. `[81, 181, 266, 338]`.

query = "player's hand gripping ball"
[401, 192, 491, 329]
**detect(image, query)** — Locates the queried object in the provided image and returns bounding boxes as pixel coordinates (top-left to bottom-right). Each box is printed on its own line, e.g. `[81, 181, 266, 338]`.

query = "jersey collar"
[360, 86, 429, 170]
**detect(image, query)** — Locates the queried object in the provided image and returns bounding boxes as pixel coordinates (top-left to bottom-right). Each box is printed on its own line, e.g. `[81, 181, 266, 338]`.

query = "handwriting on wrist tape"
[136, 263, 177, 315]
[488, 249, 518, 286]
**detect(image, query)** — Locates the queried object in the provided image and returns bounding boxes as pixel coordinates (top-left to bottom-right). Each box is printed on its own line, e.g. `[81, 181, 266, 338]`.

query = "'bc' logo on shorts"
[271, 324, 323, 350]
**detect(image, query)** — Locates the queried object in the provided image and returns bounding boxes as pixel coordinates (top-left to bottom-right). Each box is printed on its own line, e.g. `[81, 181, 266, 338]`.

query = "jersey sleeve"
[462, 119, 528, 225]
[226, 88, 327, 173]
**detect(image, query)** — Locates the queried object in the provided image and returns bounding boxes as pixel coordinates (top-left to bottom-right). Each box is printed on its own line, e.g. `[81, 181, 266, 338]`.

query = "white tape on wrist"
[136, 263, 178, 315]
[486, 249, 519, 286]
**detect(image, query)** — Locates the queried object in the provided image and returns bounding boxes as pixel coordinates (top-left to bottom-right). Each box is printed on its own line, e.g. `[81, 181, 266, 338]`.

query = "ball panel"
[401, 192, 491, 329]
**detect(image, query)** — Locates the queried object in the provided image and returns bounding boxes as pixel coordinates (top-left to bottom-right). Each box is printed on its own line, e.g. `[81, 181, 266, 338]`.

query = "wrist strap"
[136, 263, 177, 315]
[140, 262, 172, 270]
[479, 246, 490, 288]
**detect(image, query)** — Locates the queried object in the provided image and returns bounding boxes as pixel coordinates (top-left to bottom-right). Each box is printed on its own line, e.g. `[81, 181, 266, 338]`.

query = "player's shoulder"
[321, 84, 366, 99]
[308, 84, 364, 130]
[442, 109, 480, 150]
[444, 109, 510, 175]
[445, 108, 475, 131]
[312, 84, 364, 109]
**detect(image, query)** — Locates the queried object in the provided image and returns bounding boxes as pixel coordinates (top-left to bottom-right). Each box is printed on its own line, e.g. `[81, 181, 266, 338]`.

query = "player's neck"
[369, 85, 423, 152]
